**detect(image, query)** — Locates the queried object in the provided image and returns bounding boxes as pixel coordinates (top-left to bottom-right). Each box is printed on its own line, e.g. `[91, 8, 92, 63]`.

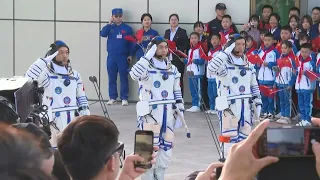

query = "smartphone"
[258, 127, 320, 158]
[134, 130, 154, 169]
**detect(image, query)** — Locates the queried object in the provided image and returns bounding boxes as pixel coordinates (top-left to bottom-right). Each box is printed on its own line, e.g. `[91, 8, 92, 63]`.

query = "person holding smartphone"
[130, 36, 185, 179]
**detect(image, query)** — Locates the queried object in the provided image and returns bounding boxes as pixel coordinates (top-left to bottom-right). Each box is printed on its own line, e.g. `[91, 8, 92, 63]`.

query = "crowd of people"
[1, 2, 320, 180]
[100, 4, 320, 125]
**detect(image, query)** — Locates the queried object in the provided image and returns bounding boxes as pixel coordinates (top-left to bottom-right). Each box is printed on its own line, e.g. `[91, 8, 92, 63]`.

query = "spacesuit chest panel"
[140, 68, 176, 101]
[48, 74, 78, 109]
[217, 63, 252, 97]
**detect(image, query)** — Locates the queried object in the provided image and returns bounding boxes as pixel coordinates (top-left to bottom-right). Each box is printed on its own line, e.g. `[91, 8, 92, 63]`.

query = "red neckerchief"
[260, 42, 265, 49]
[262, 46, 275, 61]
[298, 56, 312, 83]
[209, 46, 222, 57]
[221, 28, 234, 36]
[259, 20, 271, 30]
[275, 41, 282, 53]
[188, 43, 202, 65]
[246, 46, 256, 56]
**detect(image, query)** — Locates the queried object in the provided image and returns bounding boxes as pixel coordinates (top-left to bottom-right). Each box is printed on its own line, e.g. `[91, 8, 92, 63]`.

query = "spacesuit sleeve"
[25, 58, 50, 88]
[207, 52, 228, 77]
[250, 67, 262, 104]
[75, 72, 89, 108]
[129, 57, 150, 81]
[173, 68, 184, 111]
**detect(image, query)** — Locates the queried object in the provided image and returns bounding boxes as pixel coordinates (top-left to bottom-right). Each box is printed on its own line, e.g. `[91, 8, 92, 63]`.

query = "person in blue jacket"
[100, 8, 133, 106]
[130, 13, 159, 60]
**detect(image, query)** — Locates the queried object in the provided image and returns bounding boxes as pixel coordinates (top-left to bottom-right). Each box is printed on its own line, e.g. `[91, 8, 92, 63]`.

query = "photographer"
[24, 40, 90, 148]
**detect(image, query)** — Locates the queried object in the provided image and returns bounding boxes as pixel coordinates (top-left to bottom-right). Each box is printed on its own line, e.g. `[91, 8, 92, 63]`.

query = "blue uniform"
[184, 47, 205, 108]
[130, 28, 159, 60]
[100, 22, 133, 100]
[275, 54, 297, 118]
[311, 23, 319, 40]
[295, 57, 316, 122]
[257, 46, 279, 115]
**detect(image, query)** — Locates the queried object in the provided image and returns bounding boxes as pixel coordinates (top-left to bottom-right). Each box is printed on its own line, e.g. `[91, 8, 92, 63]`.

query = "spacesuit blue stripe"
[26, 72, 36, 79]
[52, 106, 78, 110]
[133, 66, 144, 75]
[34, 64, 42, 72]
[49, 76, 75, 80]
[162, 104, 167, 133]
[245, 121, 252, 126]
[67, 111, 71, 124]
[31, 67, 40, 74]
[77, 96, 87, 99]
[50, 99, 53, 106]
[240, 100, 245, 127]
[29, 69, 39, 77]
[41, 78, 49, 87]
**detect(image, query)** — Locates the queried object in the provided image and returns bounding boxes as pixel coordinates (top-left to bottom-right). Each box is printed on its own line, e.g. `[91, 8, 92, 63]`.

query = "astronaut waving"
[207, 34, 262, 158]
[25, 40, 90, 147]
[130, 36, 186, 179]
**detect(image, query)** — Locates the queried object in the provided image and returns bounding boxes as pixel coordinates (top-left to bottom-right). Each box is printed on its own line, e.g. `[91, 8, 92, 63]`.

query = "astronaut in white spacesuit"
[130, 36, 185, 180]
[25, 40, 90, 147]
[207, 34, 262, 158]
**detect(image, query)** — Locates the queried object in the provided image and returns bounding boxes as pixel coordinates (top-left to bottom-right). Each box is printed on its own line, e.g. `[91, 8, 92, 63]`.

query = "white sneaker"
[186, 106, 201, 112]
[107, 99, 117, 105]
[296, 120, 312, 126]
[122, 100, 128, 106]
[210, 110, 217, 114]
[205, 110, 212, 114]
[276, 117, 291, 124]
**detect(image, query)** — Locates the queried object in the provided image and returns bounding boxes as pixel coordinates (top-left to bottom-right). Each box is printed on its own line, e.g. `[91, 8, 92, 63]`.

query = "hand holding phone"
[134, 130, 154, 169]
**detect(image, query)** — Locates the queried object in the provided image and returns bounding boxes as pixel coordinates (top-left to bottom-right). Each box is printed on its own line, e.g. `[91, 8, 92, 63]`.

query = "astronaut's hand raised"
[44, 51, 59, 63]
[145, 44, 157, 60]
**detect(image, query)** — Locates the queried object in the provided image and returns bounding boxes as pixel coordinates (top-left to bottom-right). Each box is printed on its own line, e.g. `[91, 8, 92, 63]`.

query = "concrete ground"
[89, 101, 222, 180]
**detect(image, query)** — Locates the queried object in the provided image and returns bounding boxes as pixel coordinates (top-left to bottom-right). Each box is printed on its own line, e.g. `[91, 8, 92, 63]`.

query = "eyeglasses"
[104, 141, 125, 167]
[114, 15, 123, 18]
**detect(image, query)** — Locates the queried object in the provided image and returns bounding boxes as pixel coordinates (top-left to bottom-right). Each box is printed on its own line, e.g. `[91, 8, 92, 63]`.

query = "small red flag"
[305, 70, 320, 82]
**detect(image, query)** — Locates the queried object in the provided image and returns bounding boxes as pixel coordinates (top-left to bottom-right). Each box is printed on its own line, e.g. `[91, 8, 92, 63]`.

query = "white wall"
[0, 0, 250, 102]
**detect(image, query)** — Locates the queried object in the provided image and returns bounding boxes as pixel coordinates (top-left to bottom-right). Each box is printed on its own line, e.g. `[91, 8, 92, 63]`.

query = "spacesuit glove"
[79, 109, 90, 116]
[253, 98, 262, 106]
[145, 44, 157, 60]
[44, 51, 59, 63]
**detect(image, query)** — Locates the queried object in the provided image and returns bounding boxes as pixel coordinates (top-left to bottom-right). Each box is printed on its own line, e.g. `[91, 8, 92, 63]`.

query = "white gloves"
[145, 44, 157, 60]
[44, 51, 59, 63]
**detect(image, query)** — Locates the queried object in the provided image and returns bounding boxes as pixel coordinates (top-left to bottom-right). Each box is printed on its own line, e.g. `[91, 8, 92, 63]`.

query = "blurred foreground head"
[0, 123, 53, 179]
[58, 115, 121, 180]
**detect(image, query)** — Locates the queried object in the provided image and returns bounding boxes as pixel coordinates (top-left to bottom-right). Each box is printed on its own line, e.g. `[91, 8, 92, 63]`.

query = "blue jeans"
[278, 86, 292, 117]
[208, 79, 217, 110]
[188, 77, 202, 107]
[261, 84, 275, 114]
[298, 92, 313, 121]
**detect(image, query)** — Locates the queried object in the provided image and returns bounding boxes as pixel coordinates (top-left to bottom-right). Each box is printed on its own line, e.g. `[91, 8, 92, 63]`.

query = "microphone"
[89, 76, 94, 82]
[88, 75, 110, 119]
[92, 76, 98, 83]
[272, 66, 280, 73]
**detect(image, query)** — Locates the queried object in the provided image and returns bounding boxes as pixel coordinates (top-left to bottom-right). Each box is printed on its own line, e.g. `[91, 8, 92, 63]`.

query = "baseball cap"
[216, 3, 227, 10]
[112, 8, 123, 15]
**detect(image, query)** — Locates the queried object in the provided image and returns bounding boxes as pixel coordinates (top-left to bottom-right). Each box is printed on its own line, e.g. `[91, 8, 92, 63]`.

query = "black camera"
[0, 77, 48, 127]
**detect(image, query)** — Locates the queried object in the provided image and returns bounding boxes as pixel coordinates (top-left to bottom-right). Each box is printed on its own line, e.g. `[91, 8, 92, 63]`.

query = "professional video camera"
[0, 76, 50, 131]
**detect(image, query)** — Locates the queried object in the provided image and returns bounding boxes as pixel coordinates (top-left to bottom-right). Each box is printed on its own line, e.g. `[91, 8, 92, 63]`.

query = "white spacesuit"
[207, 34, 262, 158]
[25, 41, 90, 147]
[130, 37, 185, 180]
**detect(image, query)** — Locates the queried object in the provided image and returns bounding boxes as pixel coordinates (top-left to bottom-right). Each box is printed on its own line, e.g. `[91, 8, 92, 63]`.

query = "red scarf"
[246, 46, 256, 56]
[259, 20, 271, 30]
[221, 28, 234, 36]
[262, 46, 275, 61]
[188, 43, 202, 65]
[209, 46, 222, 58]
[298, 56, 312, 83]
